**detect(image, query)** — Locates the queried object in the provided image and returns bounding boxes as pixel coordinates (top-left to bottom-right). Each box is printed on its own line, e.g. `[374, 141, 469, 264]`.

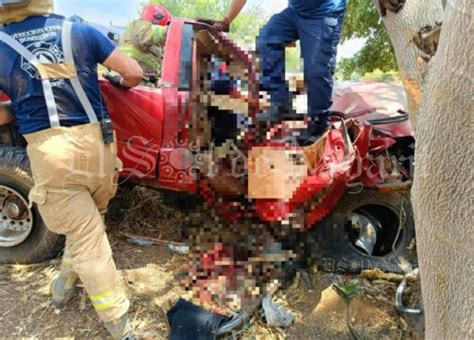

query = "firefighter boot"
[50, 275, 79, 309]
[104, 313, 135, 340]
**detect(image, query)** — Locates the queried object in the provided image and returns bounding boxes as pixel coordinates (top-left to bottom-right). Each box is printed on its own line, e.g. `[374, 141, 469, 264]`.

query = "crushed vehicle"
[0, 11, 416, 273]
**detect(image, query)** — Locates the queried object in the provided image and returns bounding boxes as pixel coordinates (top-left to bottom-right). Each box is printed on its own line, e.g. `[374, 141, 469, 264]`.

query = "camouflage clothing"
[119, 20, 166, 86]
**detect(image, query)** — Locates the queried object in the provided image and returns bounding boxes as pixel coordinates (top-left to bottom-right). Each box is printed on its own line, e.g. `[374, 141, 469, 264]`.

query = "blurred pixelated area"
[0, 4, 421, 338]
[0, 43, 419, 340]
[183, 207, 301, 311]
[103, 21, 415, 328]
[0, 186, 422, 338]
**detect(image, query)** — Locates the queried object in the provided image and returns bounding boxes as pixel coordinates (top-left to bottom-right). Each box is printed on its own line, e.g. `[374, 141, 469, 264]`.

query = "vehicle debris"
[0, 10, 420, 336]
[167, 299, 231, 340]
[1, 15, 417, 272]
[120, 231, 187, 249]
[167, 298, 257, 339]
[262, 295, 294, 328]
[126, 238, 154, 247]
[168, 244, 190, 255]
[395, 268, 422, 314]
[352, 213, 380, 256]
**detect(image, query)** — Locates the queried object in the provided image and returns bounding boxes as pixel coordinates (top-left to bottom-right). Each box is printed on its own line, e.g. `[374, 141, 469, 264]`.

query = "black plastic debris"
[167, 299, 231, 340]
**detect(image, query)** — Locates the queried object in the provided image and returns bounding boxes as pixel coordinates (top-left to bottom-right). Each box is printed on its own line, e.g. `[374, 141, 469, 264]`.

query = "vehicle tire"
[0, 147, 63, 264]
[309, 190, 417, 273]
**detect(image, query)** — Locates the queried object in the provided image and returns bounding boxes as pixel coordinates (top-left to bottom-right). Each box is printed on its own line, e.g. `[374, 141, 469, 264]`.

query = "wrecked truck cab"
[100, 18, 260, 193]
[0, 18, 259, 264]
[0, 16, 417, 272]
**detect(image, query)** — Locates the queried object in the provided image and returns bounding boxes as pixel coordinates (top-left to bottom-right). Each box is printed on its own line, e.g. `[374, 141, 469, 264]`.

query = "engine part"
[352, 212, 381, 256]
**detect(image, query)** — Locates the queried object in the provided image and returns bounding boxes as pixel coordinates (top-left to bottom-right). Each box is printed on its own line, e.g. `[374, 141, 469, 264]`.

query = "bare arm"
[0, 106, 12, 126]
[223, 0, 247, 24]
[0, 91, 12, 126]
[102, 49, 144, 88]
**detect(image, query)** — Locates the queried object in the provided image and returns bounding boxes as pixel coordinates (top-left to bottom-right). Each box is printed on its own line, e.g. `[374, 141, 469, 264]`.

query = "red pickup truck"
[0, 17, 416, 273]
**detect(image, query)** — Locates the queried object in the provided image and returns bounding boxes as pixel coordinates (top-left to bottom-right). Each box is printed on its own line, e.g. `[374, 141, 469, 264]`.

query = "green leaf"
[339, 279, 362, 297]
[337, 0, 398, 76]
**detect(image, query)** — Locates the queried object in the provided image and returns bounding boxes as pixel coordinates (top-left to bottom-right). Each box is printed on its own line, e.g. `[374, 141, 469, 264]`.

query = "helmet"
[0, 0, 54, 24]
[141, 4, 172, 26]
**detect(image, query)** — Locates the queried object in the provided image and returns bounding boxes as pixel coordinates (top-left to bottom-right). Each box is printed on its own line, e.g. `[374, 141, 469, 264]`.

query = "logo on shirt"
[21, 41, 65, 79]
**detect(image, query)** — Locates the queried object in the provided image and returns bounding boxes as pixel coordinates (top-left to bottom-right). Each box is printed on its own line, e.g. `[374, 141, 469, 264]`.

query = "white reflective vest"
[0, 20, 98, 128]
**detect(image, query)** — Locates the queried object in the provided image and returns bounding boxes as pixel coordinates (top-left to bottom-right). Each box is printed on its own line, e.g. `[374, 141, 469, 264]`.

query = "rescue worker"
[118, 11, 167, 86]
[0, 1, 143, 338]
[216, 0, 348, 137]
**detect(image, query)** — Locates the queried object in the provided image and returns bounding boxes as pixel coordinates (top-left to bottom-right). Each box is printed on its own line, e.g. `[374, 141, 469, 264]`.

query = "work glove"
[196, 18, 230, 32]
[103, 72, 130, 89]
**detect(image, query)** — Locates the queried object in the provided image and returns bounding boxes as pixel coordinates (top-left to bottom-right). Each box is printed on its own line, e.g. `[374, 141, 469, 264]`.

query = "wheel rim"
[345, 204, 403, 257]
[0, 185, 34, 248]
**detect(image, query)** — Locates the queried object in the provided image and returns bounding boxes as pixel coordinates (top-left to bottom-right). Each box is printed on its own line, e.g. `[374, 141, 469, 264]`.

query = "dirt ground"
[0, 187, 423, 339]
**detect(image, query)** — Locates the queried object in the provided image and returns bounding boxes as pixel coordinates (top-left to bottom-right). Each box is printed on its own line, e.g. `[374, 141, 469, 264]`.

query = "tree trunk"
[373, 0, 444, 126]
[412, 0, 474, 338]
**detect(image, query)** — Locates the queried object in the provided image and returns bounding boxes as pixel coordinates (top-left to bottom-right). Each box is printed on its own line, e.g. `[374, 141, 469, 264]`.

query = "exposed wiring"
[392, 199, 422, 314]
[392, 200, 410, 273]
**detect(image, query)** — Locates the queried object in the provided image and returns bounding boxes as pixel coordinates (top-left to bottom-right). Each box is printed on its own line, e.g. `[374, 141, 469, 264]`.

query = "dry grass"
[0, 186, 423, 339]
[108, 186, 183, 241]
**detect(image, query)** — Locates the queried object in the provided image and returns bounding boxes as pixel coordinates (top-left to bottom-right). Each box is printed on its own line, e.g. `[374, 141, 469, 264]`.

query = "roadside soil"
[0, 187, 423, 339]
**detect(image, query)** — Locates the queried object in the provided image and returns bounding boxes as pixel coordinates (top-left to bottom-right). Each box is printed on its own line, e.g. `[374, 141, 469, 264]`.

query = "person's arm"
[215, 0, 247, 31]
[223, 0, 247, 25]
[102, 50, 144, 88]
[83, 23, 143, 88]
[0, 92, 12, 125]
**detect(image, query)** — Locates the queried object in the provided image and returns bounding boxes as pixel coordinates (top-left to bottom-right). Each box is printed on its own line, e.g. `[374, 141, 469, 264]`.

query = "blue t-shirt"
[0, 14, 116, 134]
[289, 0, 348, 17]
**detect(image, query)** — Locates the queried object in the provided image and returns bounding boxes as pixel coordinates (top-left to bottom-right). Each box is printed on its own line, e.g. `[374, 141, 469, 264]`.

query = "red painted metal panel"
[157, 19, 197, 192]
[101, 81, 163, 180]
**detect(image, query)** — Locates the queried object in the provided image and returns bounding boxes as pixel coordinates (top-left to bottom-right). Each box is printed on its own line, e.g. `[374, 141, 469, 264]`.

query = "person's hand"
[196, 17, 230, 32]
[213, 19, 230, 32]
[103, 72, 130, 89]
[102, 50, 143, 88]
[196, 18, 217, 26]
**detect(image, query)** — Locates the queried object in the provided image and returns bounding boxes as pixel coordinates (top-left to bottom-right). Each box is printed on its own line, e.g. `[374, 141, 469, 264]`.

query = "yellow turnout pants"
[25, 123, 129, 322]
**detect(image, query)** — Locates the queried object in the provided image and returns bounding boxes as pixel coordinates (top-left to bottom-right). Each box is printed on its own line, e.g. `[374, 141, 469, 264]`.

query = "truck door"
[158, 20, 196, 192]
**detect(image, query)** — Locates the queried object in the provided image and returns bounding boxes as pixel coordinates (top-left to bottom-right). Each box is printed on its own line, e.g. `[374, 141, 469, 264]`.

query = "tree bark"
[412, 0, 474, 338]
[373, 0, 444, 126]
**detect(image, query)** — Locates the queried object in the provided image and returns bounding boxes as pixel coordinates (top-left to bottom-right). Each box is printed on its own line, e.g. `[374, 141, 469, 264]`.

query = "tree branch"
[379, 0, 406, 16]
